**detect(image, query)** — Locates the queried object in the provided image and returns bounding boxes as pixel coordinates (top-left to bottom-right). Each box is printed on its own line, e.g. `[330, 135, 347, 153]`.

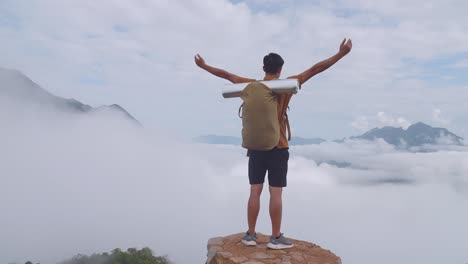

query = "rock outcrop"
[206, 233, 341, 264]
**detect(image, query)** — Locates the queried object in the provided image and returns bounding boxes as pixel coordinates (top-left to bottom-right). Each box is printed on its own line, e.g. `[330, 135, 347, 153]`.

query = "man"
[194, 38, 352, 249]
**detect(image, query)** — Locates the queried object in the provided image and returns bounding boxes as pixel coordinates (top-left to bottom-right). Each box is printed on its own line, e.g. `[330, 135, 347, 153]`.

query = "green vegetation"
[59, 247, 171, 264]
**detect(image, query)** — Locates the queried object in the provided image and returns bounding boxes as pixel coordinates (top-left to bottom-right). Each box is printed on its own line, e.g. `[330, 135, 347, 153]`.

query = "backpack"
[238, 81, 291, 151]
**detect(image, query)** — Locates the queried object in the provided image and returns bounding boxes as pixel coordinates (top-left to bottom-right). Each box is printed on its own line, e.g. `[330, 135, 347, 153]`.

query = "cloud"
[351, 116, 370, 132]
[452, 58, 468, 69]
[376, 111, 411, 128]
[293, 140, 468, 187]
[351, 112, 411, 132]
[432, 108, 450, 125]
[0, 106, 216, 264]
[1, 96, 468, 264]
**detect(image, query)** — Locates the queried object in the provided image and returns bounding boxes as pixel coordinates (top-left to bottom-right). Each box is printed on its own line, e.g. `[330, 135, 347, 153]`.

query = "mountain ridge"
[352, 122, 464, 147]
[0, 66, 139, 124]
[195, 122, 464, 148]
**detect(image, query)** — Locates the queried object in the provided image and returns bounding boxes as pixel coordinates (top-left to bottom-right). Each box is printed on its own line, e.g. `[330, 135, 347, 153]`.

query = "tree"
[59, 247, 171, 264]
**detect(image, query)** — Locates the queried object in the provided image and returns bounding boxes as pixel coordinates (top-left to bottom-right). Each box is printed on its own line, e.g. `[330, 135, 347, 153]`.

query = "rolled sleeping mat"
[222, 78, 299, 98]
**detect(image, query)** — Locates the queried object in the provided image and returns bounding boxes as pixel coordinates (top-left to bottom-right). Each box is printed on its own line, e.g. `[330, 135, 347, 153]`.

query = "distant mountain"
[352, 122, 464, 147]
[0, 67, 138, 123]
[193, 135, 325, 146]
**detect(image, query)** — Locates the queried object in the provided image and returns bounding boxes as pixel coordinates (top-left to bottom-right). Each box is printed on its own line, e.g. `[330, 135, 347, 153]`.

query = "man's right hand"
[194, 54, 206, 68]
[193, 54, 254, 84]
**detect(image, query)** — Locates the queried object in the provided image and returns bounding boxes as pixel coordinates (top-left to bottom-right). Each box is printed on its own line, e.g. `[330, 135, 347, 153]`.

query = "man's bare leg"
[269, 185, 283, 237]
[248, 184, 263, 234]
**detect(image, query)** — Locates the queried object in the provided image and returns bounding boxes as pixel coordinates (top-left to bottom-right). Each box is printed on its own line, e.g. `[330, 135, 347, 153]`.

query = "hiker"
[194, 38, 352, 249]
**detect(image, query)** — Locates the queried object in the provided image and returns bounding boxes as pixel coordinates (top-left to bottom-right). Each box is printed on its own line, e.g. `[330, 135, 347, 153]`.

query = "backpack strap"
[238, 103, 243, 118]
[285, 112, 291, 141]
[279, 106, 292, 141]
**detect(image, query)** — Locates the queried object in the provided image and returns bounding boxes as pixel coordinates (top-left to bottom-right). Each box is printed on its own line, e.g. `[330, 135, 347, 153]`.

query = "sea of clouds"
[1, 102, 468, 264]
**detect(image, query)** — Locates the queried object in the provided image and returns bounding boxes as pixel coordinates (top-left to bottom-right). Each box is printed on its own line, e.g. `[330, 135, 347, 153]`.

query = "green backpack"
[239, 81, 281, 151]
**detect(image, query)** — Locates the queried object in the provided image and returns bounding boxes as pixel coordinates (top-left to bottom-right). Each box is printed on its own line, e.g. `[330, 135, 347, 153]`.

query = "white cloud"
[432, 108, 450, 125]
[1, 98, 468, 264]
[351, 116, 370, 132]
[351, 112, 411, 132]
[377, 111, 411, 128]
[452, 59, 468, 69]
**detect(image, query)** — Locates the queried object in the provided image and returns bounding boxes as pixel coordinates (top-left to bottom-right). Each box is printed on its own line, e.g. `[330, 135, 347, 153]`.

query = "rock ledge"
[206, 233, 341, 264]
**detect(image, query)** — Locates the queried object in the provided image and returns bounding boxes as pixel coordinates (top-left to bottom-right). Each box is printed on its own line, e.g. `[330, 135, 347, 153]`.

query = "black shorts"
[248, 148, 289, 187]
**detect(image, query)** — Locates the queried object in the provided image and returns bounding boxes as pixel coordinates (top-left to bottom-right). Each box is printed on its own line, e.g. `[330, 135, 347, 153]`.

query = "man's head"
[263, 53, 284, 76]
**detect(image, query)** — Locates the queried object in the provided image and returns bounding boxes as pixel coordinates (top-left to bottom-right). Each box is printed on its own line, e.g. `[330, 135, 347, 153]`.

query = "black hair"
[263, 53, 284, 74]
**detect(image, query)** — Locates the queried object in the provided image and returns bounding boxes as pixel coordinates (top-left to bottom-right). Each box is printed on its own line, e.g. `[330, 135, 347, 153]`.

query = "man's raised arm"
[290, 39, 352, 85]
[194, 54, 254, 84]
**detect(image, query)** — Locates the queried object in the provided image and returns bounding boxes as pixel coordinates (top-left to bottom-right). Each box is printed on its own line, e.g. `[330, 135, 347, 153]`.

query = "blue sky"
[1, 0, 468, 140]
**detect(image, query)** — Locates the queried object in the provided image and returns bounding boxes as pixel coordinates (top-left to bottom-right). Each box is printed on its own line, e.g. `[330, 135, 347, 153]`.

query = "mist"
[1, 102, 468, 264]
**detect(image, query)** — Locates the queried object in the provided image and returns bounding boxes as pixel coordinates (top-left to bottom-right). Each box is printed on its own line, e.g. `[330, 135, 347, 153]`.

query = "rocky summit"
[206, 233, 341, 264]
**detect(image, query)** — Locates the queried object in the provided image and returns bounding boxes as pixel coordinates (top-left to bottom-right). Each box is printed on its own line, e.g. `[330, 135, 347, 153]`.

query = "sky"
[1, 0, 468, 140]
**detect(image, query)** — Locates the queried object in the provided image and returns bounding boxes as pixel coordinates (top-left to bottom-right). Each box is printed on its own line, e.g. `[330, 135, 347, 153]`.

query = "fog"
[1, 105, 468, 264]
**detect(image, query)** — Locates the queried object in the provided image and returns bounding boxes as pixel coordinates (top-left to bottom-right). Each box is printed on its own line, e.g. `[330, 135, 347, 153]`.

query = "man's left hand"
[339, 38, 352, 56]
